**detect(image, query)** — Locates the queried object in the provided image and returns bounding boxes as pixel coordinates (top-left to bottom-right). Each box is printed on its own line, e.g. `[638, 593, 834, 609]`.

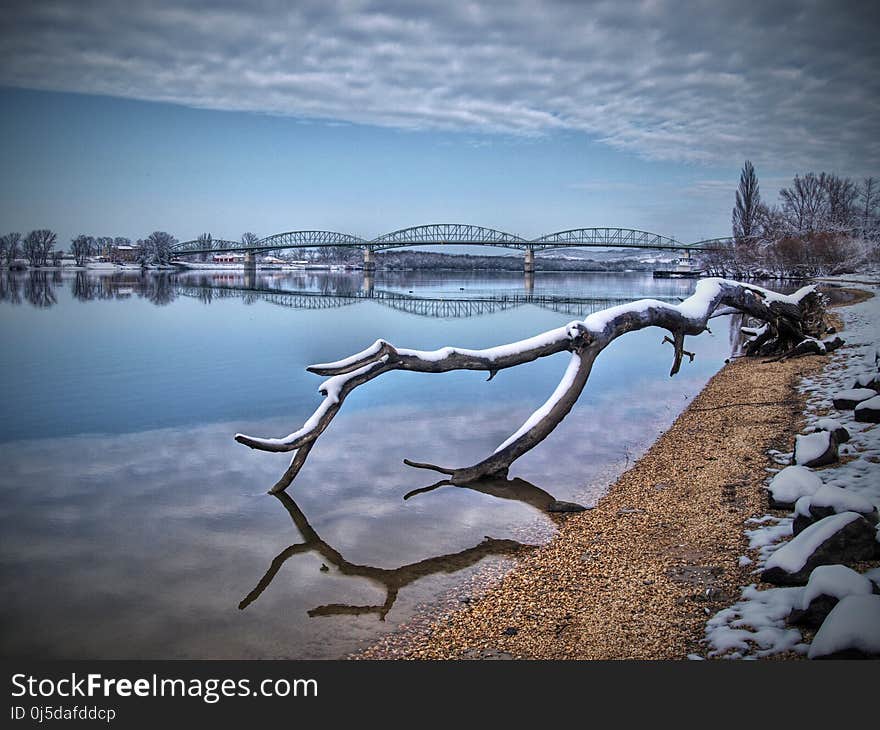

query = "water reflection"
[240, 492, 535, 619]
[1, 270, 180, 307]
[0, 269, 696, 320]
[403, 474, 584, 513]
[0, 270, 59, 308]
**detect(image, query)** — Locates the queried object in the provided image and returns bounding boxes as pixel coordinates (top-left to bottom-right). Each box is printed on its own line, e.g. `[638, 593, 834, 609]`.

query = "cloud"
[0, 0, 877, 171]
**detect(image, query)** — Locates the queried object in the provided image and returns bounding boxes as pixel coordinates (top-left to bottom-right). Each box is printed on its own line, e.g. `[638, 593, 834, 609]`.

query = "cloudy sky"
[0, 0, 877, 244]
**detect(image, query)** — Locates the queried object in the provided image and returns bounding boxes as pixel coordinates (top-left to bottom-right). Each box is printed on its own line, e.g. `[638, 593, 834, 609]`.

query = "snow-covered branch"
[235, 279, 833, 492]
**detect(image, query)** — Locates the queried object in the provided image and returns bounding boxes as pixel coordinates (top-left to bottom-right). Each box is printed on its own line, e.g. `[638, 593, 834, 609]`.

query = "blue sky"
[0, 1, 877, 247]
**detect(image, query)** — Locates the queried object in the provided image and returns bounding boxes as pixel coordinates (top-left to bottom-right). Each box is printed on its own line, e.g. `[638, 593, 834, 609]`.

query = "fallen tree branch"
[235, 279, 835, 492]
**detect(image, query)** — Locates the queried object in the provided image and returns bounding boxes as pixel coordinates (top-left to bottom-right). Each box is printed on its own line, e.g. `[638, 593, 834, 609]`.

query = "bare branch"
[235, 279, 833, 492]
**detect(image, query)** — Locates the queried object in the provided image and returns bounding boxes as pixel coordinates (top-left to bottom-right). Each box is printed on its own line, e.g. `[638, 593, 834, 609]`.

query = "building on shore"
[213, 252, 244, 264]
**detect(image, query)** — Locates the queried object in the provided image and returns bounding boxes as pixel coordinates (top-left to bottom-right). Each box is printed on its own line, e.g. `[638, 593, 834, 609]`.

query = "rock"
[787, 565, 875, 628]
[502, 626, 518, 636]
[617, 507, 646, 516]
[461, 648, 513, 660]
[547, 500, 588, 513]
[791, 487, 879, 534]
[855, 395, 880, 423]
[854, 372, 880, 391]
[765, 465, 823, 510]
[832, 388, 877, 410]
[762, 512, 880, 586]
[811, 417, 850, 444]
[788, 594, 839, 629]
[793, 431, 838, 468]
[808, 595, 880, 659]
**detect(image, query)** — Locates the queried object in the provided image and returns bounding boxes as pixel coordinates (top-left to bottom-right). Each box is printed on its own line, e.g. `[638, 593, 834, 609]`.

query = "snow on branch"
[235, 279, 833, 493]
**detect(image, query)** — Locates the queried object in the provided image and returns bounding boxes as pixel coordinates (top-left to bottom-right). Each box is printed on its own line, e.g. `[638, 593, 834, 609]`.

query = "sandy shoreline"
[357, 288, 866, 660]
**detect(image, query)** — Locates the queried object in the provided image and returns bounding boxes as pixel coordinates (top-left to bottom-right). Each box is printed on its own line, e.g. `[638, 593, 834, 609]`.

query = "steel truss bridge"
[171, 224, 727, 257]
[175, 281, 681, 320]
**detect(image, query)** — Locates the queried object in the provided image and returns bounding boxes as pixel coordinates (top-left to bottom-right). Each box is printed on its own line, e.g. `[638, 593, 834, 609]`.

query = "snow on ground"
[705, 279, 880, 658]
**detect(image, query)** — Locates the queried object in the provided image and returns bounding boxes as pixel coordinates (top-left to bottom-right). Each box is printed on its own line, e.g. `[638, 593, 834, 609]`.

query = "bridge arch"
[174, 239, 242, 254]
[258, 230, 367, 249]
[370, 223, 528, 251]
[531, 227, 685, 252]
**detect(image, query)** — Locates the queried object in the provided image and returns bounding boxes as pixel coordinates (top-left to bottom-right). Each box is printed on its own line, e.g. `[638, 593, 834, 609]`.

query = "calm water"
[0, 269, 747, 658]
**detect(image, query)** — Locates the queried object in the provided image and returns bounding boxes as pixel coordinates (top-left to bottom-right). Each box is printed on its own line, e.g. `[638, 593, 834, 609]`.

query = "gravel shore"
[357, 304, 852, 660]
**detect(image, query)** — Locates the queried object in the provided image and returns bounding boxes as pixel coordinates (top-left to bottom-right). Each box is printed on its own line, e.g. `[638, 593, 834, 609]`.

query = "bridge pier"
[523, 248, 535, 274]
[244, 250, 256, 270]
[524, 270, 534, 293]
[363, 247, 376, 272]
[362, 270, 374, 295]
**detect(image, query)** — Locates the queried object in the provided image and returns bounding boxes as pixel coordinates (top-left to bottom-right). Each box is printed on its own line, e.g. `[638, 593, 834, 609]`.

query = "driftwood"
[235, 279, 839, 493]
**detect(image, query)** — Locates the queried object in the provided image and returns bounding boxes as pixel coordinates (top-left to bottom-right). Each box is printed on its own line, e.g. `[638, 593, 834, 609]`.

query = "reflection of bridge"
[175, 281, 679, 319]
[172, 224, 729, 273]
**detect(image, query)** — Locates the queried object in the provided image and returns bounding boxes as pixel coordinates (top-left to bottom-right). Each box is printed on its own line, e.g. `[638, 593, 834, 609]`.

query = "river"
[0, 268, 757, 658]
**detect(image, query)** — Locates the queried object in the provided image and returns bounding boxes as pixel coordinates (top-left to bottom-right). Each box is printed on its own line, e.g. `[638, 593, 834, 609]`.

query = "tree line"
[0, 230, 281, 267]
[707, 162, 879, 277]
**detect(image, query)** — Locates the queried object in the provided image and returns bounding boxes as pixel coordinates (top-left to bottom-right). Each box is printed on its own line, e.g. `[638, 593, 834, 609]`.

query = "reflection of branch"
[235, 280, 829, 492]
[403, 475, 583, 514]
[240, 492, 535, 620]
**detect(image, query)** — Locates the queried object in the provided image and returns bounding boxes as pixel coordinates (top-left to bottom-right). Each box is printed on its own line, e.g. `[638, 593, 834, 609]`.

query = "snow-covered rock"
[762, 512, 880, 586]
[832, 387, 877, 410]
[792, 486, 879, 534]
[787, 565, 875, 628]
[853, 372, 880, 390]
[854, 394, 880, 423]
[766, 466, 823, 509]
[807, 595, 880, 659]
[793, 431, 838, 468]
[809, 417, 850, 444]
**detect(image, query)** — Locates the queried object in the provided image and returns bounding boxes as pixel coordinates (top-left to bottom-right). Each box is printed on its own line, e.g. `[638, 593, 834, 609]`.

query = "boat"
[653, 259, 704, 278]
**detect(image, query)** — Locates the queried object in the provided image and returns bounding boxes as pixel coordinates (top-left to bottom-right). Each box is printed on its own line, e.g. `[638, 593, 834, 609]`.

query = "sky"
[0, 0, 877, 246]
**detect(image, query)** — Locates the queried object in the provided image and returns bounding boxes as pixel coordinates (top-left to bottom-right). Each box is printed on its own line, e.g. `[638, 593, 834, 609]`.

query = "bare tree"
[860, 177, 878, 238]
[780, 174, 826, 233]
[3, 233, 22, 267]
[3, 233, 21, 266]
[70, 235, 96, 266]
[234, 280, 837, 494]
[22, 229, 56, 267]
[197, 232, 213, 262]
[137, 231, 177, 266]
[732, 160, 762, 242]
[822, 174, 858, 231]
[241, 232, 259, 248]
[95, 236, 115, 261]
